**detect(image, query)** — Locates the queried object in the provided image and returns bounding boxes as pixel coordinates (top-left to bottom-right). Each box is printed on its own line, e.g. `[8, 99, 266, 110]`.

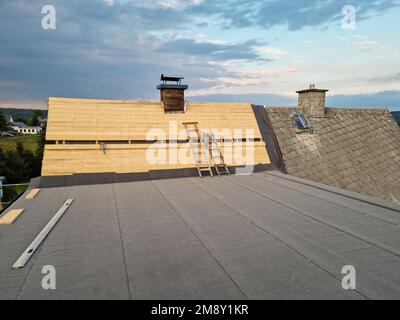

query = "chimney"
[157, 74, 188, 112]
[296, 84, 329, 117]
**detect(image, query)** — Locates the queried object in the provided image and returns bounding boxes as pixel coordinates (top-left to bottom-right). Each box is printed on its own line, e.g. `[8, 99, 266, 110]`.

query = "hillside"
[0, 135, 41, 153]
[0, 108, 47, 121]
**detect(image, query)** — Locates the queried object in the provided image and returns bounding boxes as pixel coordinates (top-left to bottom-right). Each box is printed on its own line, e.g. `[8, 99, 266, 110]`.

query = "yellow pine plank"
[25, 188, 41, 200]
[42, 153, 269, 175]
[0, 209, 25, 225]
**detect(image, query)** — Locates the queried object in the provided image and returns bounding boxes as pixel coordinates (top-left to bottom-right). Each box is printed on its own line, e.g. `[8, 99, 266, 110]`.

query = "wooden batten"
[42, 98, 271, 176]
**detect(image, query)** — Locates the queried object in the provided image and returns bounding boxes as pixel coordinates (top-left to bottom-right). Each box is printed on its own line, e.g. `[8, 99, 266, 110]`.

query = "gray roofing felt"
[1, 172, 400, 300]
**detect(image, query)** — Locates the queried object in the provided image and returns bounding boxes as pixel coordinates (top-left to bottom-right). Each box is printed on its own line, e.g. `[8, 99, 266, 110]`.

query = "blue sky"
[0, 0, 399, 110]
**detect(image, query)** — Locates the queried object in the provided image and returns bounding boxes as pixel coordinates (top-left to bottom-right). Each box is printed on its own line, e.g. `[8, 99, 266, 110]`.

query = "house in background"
[257, 85, 400, 204]
[6, 116, 43, 135]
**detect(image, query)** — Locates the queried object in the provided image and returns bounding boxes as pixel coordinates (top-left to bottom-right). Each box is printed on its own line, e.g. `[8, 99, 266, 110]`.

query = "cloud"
[327, 90, 400, 110]
[156, 38, 270, 61]
[185, 0, 400, 30]
[190, 90, 400, 111]
[190, 92, 296, 105]
[0, 0, 399, 107]
[0, 0, 232, 102]
[255, 46, 289, 57]
[368, 73, 400, 83]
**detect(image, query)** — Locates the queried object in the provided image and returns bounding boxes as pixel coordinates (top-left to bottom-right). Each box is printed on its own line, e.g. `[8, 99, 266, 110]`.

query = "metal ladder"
[207, 132, 230, 176]
[183, 122, 213, 178]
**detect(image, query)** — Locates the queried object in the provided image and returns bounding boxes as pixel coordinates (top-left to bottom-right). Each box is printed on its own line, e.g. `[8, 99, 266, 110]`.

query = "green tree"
[32, 132, 46, 177]
[0, 142, 37, 183]
[32, 110, 43, 126]
[0, 112, 7, 132]
[0, 131, 45, 190]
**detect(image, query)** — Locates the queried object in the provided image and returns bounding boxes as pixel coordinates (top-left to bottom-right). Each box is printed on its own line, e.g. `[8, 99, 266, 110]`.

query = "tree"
[32, 132, 46, 177]
[0, 142, 37, 183]
[0, 112, 7, 132]
[0, 131, 46, 187]
[32, 110, 43, 126]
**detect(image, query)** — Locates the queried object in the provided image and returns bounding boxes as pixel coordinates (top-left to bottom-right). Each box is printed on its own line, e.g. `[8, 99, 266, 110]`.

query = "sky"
[0, 0, 400, 110]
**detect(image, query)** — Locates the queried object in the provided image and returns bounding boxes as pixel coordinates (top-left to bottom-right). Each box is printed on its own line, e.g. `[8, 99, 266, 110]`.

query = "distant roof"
[1, 172, 399, 299]
[9, 121, 26, 127]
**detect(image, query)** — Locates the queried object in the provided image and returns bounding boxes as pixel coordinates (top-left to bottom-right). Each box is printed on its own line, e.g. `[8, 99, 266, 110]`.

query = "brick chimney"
[296, 84, 329, 117]
[157, 74, 188, 112]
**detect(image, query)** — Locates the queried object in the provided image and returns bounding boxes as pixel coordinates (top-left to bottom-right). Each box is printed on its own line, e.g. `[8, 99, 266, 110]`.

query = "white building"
[7, 119, 43, 135]
[5, 114, 44, 135]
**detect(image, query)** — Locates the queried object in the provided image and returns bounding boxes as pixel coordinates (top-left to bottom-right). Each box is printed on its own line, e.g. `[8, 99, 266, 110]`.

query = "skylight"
[292, 113, 313, 132]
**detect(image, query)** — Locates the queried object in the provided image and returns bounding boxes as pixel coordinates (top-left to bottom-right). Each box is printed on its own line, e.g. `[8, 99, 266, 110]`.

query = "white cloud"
[188, 61, 300, 97]
[104, 0, 202, 9]
[255, 46, 289, 57]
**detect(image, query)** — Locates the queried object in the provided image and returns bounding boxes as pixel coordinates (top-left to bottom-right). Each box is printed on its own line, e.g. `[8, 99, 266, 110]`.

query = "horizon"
[1, 91, 400, 112]
[1, 1, 400, 111]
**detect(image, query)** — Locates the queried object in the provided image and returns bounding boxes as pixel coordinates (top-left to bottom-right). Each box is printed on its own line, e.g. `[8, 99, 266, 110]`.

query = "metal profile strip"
[12, 199, 74, 269]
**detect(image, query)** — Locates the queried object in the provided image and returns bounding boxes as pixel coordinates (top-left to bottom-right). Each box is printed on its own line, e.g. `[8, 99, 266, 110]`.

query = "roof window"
[292, 113, 313, 133]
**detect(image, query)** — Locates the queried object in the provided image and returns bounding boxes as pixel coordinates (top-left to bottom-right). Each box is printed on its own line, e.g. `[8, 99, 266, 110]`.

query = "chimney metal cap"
[296, 84, 329, 94]
[157, 84, 188, 90]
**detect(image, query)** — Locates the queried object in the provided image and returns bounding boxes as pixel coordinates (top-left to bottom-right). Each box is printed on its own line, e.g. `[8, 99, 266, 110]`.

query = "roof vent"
[157, 74, 188, 113]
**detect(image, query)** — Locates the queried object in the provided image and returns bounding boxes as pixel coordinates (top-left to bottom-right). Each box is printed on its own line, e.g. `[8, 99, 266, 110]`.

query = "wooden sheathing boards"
[42, 98, 270, 176]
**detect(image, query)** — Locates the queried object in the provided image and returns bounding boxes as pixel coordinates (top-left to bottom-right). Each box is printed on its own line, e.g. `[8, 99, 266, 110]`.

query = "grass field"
[0, 135, 41, 152]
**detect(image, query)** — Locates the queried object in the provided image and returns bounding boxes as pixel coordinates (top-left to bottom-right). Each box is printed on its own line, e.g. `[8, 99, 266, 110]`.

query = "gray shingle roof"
[9, 121, 27, 128]
[264, 107, 400, 204]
